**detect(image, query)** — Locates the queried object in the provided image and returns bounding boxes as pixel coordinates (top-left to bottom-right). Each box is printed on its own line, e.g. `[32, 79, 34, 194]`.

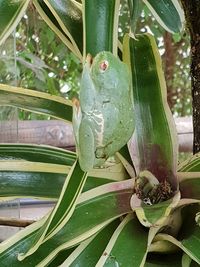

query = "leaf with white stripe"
[0, 83, 72, 122]
[18, 160, 87, 260]
[0, 0, 30, 45]
[0, 179, 133, 266]
[143, 0, 184, 33]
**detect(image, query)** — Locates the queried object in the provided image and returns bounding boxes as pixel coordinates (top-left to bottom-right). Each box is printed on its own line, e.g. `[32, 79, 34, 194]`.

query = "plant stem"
[83, 0, 120, 57]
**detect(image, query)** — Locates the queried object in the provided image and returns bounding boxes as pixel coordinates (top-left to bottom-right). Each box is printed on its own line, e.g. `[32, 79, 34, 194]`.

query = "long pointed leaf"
[60, 220, 119, 266]
[0, 83, 72, 121]
[154, 205, 200, 265]
[178, 172, 200, 200]
[0, 144, 76, 165]
[18, 160, 87, 260]
[143, 0, 184, 33]
[0, 0, 30, 45]
[155, 232, 200, 265]
[96, 214, 149, 267]
[44, 0, 83, 56]
[178, 153, 200, 172]
[0, 145, 128, 200]
[177, 153, 200, 199]
[33, 0, 82, 60]
[128, 0, 142, 35]
[0, 168, 113, 200]
[0, 179, 133, 266]
[123, 33, 178, 190]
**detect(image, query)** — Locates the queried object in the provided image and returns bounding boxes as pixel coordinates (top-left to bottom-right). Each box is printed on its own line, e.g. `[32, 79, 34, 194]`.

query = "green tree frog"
[73, 51, 134, 172]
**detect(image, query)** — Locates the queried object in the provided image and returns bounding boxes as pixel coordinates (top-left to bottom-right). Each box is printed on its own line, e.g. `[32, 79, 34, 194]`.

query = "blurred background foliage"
[0, 1, 191, 119]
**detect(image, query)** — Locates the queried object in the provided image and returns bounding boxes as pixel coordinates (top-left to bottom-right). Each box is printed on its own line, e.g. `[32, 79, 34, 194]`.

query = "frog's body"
[73, 51, 134, 171]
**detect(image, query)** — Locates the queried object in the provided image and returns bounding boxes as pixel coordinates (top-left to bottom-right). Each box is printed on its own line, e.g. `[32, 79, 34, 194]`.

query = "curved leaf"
[0, 167, 113, 200]
[0, 179, 133, 266]
[117, 145, 136, 178]
[130, 191, 180, 227]
[0, 144, 76, 165]
[128, 0, 142, 35]
[44, 0, 83, 55]
[60, 220, 119, 267]
[0, 170, 66, 199]
[178, 172, 200, 200]
[96, 214, 148, 267]
[155, 231, 200, 265]
[0, 145, 128, 200]
[0, 83, 72, 121]
[178, 153, 200, 172]
[143, 0, 184, 33]
[178, 153, 200, 199]
[18, 160, 87, 260]
[154, 205, 200, 266]
[33, 0, 82, 60]
[0, 0, 30, 45]
[123, 33, 178, 190]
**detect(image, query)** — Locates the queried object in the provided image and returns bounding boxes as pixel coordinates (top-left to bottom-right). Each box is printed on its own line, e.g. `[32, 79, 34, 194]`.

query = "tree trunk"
[181, 0, 200, 154]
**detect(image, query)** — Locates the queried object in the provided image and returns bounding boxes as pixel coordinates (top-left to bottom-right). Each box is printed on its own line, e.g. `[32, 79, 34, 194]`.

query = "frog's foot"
[95, 147, 106, 159]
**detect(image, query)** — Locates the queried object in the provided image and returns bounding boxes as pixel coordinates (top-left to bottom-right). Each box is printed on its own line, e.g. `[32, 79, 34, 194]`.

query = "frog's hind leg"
[78, 119, 95, 172]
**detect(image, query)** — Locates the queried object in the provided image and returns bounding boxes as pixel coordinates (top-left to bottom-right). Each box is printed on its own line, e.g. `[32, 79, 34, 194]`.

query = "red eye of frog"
[99, 60, 109, 71]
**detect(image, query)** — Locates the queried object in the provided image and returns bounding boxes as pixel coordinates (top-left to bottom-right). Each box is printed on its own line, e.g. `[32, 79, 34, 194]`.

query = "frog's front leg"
[78, 117, 95, 172]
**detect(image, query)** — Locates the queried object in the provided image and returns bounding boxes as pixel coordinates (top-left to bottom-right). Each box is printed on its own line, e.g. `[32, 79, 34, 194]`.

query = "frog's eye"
[99, 60, 109, 72]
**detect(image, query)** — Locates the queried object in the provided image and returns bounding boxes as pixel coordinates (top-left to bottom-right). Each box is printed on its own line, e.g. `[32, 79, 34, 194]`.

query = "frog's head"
[84, 51, 129, 91]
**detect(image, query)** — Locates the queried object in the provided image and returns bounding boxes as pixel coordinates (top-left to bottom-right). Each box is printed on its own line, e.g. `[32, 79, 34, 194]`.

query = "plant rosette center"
[130, 170, 181, 227]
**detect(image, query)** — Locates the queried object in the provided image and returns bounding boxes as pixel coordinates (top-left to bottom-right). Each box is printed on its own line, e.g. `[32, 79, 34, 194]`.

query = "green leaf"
[33, 0, 82, 60]
[0, 83, 72, 121]
[119, 145, 133, 167]
[44, 0, 83, 54]
[0, 144, 76, 165]
[0, 145, 75, 199]
[178, 153, 200, 199]
[128, 0, 142, 35]
[155, 205, 200, 266]
[155, 230, 200, 265]
[118, 144, 136, 177]
[61, 220, 119, 266]
[96, 214, 149, 267]
[0, 179, 133, 266]
[182, 253, 192, 267]
[130, 191, 180, 227]
[0, 144, 129, 199]
[178, 172, 200, 200]
[47, 247, 76, 267]
[178, 153, 200, 172]
[0, 165, 113, 200]
[123, 33, 178, 191]
[143, 0, 184, 33]
[83, 0, 120, 57]
[0, 0, 30, 45]
[0, 169, 66, 199]
[18, 160, 87, 260]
